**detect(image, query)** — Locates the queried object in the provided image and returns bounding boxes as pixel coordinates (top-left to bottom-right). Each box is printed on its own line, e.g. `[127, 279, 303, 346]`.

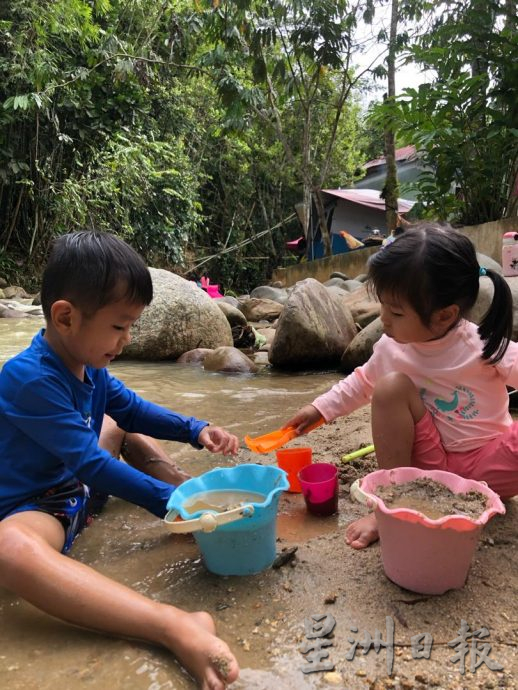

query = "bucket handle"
[350, 478, 376, 510]
[163, 504, 255, 534]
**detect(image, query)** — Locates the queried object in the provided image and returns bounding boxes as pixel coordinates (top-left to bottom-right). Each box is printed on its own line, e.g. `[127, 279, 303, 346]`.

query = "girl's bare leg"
[99, 415, 190, 485]
[346, 372, 426, 549]
[0, 512, 239, 690]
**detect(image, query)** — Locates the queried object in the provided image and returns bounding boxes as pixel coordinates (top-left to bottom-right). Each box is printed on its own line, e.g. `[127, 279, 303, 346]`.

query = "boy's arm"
[8, 376, 174, 517]
[104, 373, 208, 448]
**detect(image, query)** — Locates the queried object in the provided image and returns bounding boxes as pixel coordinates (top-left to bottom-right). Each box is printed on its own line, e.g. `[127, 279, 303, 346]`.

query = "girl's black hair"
[41, 231, 153, 319]
[367, 222, 513, 363]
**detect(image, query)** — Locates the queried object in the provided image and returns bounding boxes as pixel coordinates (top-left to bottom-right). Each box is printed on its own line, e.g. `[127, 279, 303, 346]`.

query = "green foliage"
[382, 0, 518, 224]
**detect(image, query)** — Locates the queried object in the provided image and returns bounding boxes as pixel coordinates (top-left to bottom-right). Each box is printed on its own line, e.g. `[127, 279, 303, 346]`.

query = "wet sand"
[0, 321, 517, 689]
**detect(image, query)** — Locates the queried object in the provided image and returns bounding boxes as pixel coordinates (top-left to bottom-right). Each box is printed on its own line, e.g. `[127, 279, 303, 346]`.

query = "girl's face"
[379, 292, 451, 344]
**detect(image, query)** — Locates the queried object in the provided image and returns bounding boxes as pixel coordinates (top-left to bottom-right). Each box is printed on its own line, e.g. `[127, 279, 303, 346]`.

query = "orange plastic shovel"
[244, 417, 325, 454]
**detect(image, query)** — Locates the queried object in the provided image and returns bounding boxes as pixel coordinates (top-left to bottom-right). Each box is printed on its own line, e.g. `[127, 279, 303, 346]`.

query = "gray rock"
[269, 278, 357, 369]
[216, 300, 248, 327]
[238, 297, 283, 322]
[340, 317, 384, 372]
[177, 348, 214, 365]
[203, 346, 258, 374]
[3, 285, 30, 299]
[329, 271, 350, 280]
[477, 252, 502, 275]
[121, 268, 232, 360]
[250, 285, 289, 305]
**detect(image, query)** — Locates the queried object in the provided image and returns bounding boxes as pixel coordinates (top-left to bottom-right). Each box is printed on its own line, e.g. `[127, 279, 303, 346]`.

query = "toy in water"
[341, 444, 375, 463]
[244, 417, 324, 454]
[350, 467, 505, 594]
[164, 464, 289, 575]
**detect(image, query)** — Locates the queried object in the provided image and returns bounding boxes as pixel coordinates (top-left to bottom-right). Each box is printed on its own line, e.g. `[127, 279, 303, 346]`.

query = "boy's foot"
[345, 513, 379, 549]
[165, 609, 239, 690]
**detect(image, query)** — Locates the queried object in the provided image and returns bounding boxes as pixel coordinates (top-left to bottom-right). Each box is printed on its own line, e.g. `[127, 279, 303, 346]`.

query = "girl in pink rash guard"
[284, 223, 518, 549]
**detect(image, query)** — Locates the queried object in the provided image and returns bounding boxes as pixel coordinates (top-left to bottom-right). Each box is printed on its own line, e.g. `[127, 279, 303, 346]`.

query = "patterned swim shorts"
[5, 480, 107, 553]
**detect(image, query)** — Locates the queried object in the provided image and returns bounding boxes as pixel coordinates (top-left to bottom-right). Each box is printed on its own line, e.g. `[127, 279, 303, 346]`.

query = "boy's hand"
[198, 426, 239, 456]
[284, 404, 322, 435]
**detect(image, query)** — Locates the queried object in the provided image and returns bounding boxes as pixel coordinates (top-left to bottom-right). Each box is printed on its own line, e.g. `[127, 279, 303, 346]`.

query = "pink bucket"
[356, 468, 505, 595]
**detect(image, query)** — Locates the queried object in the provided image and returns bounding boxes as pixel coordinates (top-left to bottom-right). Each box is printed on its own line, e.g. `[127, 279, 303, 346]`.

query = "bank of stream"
[0, 319, 517, 690]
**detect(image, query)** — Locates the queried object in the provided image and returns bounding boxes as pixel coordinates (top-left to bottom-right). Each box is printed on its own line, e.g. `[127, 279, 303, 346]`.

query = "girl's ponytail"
[478, 269, 513, 363]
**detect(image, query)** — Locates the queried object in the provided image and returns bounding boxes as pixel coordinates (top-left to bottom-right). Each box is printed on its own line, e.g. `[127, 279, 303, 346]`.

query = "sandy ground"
[1, 407, 516, 690]
[248, 408, 518, 690]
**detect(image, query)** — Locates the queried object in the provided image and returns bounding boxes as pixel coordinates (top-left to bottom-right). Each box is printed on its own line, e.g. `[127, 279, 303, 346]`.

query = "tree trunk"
[383, 0, 399, 234]
[314, 188, 332, 257]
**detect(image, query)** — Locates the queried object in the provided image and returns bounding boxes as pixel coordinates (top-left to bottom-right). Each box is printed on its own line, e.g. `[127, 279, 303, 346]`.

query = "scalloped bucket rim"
[359, 467, 506, 594]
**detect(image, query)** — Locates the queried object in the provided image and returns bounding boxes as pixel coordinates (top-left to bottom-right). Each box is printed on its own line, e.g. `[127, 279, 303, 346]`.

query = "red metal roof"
[322, 188, 414, 212]
[364, 145, 416, 170]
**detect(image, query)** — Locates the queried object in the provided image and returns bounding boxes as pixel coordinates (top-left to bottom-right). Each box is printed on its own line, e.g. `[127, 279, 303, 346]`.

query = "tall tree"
[382, 0, 400, 233]
[198, 0, 369, 256]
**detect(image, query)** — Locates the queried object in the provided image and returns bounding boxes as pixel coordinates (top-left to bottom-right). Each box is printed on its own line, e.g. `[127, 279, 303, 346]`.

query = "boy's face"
[69, 299, 145, 371]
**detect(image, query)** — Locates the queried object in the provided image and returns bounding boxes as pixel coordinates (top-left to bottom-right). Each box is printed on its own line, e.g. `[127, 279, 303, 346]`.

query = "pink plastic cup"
[276, 447, 312, 493]
[298, 463, 338, 516]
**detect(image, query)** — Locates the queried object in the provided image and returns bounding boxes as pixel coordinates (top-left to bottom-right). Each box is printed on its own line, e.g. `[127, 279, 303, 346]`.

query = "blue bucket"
[164, 464, 289, 575]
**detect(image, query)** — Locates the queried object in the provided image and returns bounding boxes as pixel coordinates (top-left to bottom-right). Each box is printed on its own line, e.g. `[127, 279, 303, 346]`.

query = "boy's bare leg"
[346, 372, 426, 550]
[100, 415, 190, 485]
[0, 512, 239, 690]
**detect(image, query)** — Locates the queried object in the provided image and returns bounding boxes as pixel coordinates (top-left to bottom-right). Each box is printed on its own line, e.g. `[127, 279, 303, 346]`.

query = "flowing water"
[0, 318, 343, 690]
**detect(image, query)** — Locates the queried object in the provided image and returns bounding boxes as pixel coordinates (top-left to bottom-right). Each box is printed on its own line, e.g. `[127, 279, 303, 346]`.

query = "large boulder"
[268, 278, 357, 369]
[122, 268, 232, 360]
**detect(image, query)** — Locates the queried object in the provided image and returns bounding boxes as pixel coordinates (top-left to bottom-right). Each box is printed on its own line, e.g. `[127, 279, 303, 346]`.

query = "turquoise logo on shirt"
[420, 385, 479, 421]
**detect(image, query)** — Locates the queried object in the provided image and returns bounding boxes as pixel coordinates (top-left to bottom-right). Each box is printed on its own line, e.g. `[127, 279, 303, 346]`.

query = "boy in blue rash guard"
[0, 231, 240, 690]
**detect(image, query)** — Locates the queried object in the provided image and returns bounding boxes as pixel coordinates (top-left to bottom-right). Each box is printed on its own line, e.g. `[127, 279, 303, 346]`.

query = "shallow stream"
[0, 318, 343, 690]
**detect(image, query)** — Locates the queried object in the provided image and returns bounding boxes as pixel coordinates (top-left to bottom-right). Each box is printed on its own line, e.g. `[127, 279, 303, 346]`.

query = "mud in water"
[184, 490, 266, 514]
[375, 477, 488, 520]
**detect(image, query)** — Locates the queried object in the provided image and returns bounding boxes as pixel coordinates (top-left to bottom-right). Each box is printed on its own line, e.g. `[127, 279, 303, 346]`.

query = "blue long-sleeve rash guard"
[0, 330, 209, 520]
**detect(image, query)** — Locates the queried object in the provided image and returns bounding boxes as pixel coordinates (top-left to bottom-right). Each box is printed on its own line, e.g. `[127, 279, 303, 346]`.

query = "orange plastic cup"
[275, 447, 313, 493]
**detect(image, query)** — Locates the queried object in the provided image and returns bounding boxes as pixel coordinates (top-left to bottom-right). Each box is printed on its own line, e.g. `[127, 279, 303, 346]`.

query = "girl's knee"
[372, 372, 417, 405]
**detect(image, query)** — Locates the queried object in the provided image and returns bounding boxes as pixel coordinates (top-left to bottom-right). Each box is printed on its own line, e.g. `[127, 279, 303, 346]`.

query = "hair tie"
[479, 267, 487, 277]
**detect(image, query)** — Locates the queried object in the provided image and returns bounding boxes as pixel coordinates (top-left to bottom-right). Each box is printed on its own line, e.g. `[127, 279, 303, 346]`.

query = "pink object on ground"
[359, 467, 506, 595]
[275, 447, 312, 493]
[298, 462, 338, 516]
[205, 284, 223, 298]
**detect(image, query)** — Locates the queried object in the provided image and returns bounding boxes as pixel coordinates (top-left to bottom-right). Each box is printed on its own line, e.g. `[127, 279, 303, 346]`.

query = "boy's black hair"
[41, 231, 153, 319]
[367, 222, 513, 363]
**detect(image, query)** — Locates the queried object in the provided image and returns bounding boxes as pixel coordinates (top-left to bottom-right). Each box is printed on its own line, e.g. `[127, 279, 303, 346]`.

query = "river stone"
[121, 268, 232, 360]
[340, 317, 384, 372]
[177, 348, 214, 365]
[238, 297, 283, 322]
[477, 251, 502, 274]
[250, 285, 289, 305]
[203, 346, 258, 374]
[216, 300, 248, 327]
[268, 277, 357, 369]
[3, 285, 31, 299]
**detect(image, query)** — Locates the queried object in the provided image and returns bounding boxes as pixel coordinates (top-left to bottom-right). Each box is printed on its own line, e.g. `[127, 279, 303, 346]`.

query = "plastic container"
[298, 462, 338, 516]
[164, 464, 289, 575]
[275, 447, 312, 492]
[352, 467, 505, 594]
[502, 231, 518, 276]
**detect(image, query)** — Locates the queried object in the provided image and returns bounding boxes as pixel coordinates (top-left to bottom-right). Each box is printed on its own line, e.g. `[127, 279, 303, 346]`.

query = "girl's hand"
[283, 404, 323, 436]
[198, 426, 239, 456]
